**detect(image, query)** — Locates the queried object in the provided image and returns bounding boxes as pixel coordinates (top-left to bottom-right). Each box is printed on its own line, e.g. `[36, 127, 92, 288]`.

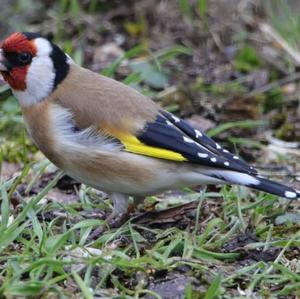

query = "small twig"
[257, 46, 289, 75]
[238, 0, 300, 66]
[266, 132, 300, 149]
[259, 22, 300, 66]
[267, 144, 300, 157]
[242, 71, 300, 99]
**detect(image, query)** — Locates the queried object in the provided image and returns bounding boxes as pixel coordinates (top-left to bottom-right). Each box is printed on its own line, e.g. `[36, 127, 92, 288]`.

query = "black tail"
[250, 176, 300, 199]
[205, 170, 300, 199]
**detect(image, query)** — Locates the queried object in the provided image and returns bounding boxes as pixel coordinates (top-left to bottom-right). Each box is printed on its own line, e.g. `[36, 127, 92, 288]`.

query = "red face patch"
[1, 32, 37, 91]
[1, 66, 28, 90]
[1, 32, 37, 55]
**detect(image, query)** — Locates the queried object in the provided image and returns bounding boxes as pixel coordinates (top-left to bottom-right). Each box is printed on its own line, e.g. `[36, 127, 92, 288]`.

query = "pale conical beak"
[0, 49, 8, 71]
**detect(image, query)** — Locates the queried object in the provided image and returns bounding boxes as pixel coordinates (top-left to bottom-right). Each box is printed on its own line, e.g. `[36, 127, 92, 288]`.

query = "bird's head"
[0, 32, 70, 106]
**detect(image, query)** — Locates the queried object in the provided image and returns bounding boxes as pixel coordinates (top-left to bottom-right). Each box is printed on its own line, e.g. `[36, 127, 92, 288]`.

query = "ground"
[0, 0, 300, 298]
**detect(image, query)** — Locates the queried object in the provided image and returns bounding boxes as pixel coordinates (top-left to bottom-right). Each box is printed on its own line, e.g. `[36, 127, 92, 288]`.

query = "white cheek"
[28, 57, 55, 99]
[13, 38, 55, 107]
[34, 38, 52, 56]
[13, 57, 55, 106]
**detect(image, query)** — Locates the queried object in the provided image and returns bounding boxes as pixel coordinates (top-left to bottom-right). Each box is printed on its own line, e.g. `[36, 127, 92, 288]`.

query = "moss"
[264, 88, 283, 113]
[269, 112, 287, 129]
[233, 46, 262, 72]
[275, 123, 300, 141]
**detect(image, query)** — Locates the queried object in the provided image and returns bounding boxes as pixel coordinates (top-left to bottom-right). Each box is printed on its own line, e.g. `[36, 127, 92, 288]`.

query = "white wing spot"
[210, 157, 217, 163]
[171, 115, 180, 123]
[183, 136, 194, 143]
[285, 191, 297, 199]
[195, 129, 203, 138]
[223, 149, 229, 153]
[216, 143, 221, 149]
[198, 153, 208, 158]
[166, 120, 173, 126]
[233, 156, 239, 160]
[224, 161, 230, 166]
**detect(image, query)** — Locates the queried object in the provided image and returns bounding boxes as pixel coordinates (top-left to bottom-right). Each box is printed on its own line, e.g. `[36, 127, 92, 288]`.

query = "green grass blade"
[72, 271, 93, 299]
[207, 120, 266, 137]
[203, 273, 222, 299]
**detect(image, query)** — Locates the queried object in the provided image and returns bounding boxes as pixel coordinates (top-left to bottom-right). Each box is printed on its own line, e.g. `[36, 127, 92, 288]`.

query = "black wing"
[135, 110, 258, 175]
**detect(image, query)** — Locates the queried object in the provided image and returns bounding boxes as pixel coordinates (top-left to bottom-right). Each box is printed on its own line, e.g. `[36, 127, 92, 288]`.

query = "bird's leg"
[107, 192, 131, 228]
[90, 192, 131, 239]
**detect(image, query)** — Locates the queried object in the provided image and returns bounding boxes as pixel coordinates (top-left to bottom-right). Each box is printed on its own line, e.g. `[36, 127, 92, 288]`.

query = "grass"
[0, 156, 300, 297]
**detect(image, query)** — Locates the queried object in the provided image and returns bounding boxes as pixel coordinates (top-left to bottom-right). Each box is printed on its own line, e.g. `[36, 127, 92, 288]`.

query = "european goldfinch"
[0, 32, 299, 223]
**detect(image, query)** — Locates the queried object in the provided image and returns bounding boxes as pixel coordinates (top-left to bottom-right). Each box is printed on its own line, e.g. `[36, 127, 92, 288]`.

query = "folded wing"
[116, 110, 258, 175]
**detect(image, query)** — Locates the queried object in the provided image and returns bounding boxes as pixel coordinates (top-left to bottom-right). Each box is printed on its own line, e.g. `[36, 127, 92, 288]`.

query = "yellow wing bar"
[120, 134, 187, 162]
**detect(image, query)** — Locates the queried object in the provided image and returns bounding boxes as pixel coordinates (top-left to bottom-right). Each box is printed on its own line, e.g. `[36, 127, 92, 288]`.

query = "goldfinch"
[0, 32, 299, 223]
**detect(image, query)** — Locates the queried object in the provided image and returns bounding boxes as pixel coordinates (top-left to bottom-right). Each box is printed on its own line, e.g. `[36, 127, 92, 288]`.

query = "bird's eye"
[18, 52, 32, 64]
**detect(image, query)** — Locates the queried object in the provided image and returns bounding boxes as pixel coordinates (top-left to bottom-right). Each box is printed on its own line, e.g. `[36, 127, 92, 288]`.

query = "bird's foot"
[90, 192, 134, 239]
[89, 208, 133, 239]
